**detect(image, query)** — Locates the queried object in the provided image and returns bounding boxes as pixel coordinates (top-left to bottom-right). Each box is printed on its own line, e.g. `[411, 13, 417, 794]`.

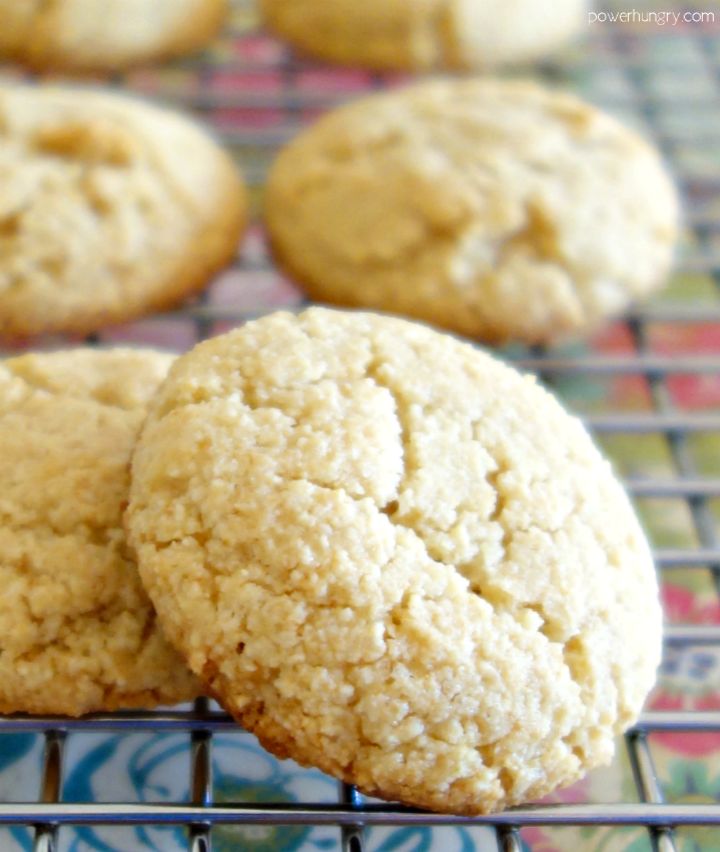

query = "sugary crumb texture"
[0, 348, 200, 716]
[266, 79, 679, 344]
[128, 308, 663, 815]
[0, 84, 246, 338]
[0, 0, 228, 72]
[261, 0, 584, 70]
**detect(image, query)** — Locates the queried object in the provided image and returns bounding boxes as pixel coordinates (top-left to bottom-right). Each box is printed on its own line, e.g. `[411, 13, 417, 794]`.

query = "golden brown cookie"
[261, 0, 585, 70]
[0, 84, 246, 339]
[0, 348, 200, 716]
[0, 0, 228, 73]
[265, 79, 679, 345]
[127, 307, 662, 815]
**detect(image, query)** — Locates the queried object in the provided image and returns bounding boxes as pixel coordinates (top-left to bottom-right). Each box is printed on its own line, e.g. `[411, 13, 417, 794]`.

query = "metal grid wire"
[1, 2, 720, 850]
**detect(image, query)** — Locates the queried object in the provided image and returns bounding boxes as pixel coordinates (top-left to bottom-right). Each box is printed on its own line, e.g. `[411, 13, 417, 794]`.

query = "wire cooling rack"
[2, 2, 720, 851]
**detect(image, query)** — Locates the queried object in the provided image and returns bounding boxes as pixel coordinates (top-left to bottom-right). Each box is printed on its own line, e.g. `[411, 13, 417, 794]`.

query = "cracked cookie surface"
[266, 79, 679, 344]
[0, 348, 200, 716]
[0, 84, 246, 338]
[261, 0, 584, 70]
[0, 0, 227, 72]
[127, 308, 662, 814]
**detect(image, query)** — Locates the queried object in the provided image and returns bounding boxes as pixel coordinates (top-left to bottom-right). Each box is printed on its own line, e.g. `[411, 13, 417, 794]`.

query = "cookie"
[265, 79, 679, 345]
[127, 307, 662, 815]
[0, 0, 227, 72]
[0, 84, 246, 339]
[261, 0, 585, 70]
[0, 347, 201, 717]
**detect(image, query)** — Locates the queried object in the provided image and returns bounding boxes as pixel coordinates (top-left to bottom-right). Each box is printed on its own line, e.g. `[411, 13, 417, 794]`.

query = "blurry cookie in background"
[0, 0, 228, 73]
[0, 348, 200, 717]
[265, 79, 679, 345]
[0, 84, 246, 339]
[261, 0, 585, 71]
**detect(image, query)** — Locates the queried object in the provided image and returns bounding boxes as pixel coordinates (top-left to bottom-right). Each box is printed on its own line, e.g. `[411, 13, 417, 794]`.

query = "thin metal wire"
[189, 698, 213, 852]
[33, 731, 65, 852]
[665, 624, 720, 644]
[582, 413, 720, 432]
[1, 708, 719, 734]
[339, 784, 365, 852]
[3, 801, 720, 826]
[623, 479, 720, 497]
[497, 827, 523, 852]
[515, 355, 720, 374]
[148, 86, 720, 117]
[655, 549, 720, 566]
[149, 301, 720, 323]
[627, 732, 679, 852]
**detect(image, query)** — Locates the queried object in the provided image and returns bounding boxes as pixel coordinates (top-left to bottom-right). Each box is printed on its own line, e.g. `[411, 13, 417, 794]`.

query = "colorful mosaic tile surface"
[1, 1, 719, 849]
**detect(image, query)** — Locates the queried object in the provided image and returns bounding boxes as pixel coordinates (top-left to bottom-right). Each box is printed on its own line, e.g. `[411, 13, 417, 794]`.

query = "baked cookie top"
[261, 0, 584, 70]
[0, 348, 200, 716]
[0, 84, 245, 338]
[266, 79, 679, 344]
[0, 0, 227, 72]
[127, 307, 662, 814]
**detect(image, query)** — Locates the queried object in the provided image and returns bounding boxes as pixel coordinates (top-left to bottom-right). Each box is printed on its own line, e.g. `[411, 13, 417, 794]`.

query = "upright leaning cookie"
[0, 85, 246, 338]
[0, 348, 200, 716]
[266, 80, 679, 344]
[261, 0, 585, 70]
[0, 0, 227, 72]
[127, 308, 662, 815]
